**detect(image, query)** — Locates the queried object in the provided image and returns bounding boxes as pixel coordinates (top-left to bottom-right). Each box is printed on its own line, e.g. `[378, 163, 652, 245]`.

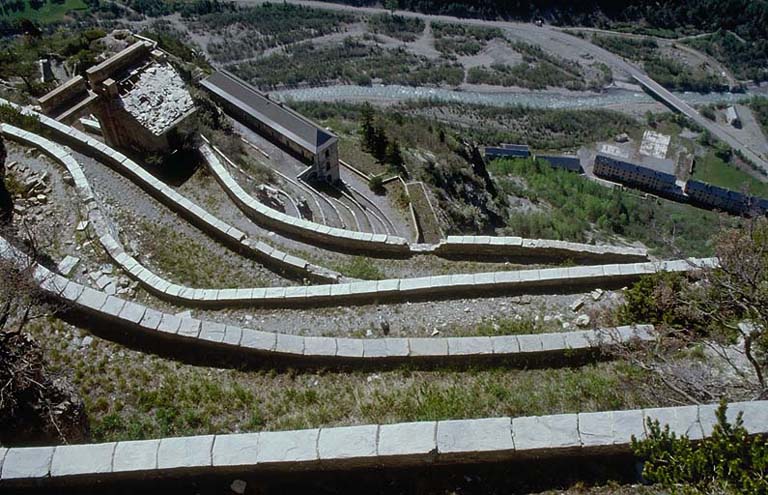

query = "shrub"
[632, 400, 768, 494]
[616, 272, 692, 327]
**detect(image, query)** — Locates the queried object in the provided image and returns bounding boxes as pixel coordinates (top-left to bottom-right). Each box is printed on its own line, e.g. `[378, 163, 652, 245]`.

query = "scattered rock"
[57, 255, 80, 276]
[570, 298, 585, 312]
[430, 329, 440, 337]
[575, 314, 591, 327]
[230, 479, 247, 494]
[590, 289, 604, 301]
[80, 336, 93, 348]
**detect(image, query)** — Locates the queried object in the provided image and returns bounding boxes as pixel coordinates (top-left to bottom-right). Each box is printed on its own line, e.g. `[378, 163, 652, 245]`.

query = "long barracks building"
[200, 71, 340, 183]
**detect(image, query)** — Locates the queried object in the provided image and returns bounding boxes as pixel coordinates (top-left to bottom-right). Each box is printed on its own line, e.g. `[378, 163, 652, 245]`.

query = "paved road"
[632, 73, 768, 172]
[238, 0, 768, 175]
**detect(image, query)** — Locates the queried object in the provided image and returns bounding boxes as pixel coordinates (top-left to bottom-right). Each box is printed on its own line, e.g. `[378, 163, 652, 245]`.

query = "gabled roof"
[201, 71, 336, 154]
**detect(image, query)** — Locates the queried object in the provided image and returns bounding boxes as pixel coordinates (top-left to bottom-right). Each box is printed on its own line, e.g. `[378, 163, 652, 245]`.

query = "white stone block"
[513, 414, 580, 452]
[256, 429, 319, 465]
[318, 425, 378, 463]
[157, 436, 214, 470]
[378, 422, 437, 463]
[50, 443, 115, 477]
[1, 447, 54, 479]
[578, 411, 613, 448]
[437, 418, 513, 459]
[212, 433, 260, 467]
[113, 440, 159, 473]
[408, 338, 448, 357]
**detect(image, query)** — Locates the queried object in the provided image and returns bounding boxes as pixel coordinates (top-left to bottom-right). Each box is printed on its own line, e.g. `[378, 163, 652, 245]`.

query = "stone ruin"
[37, 38, 196, 156]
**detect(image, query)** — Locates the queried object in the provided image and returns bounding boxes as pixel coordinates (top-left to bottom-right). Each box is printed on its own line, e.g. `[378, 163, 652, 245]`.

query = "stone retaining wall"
[2, 99, 649, 265]
[0, 119, 340, 284]
[0, 124, 717, 312]
[202, 145, 411, 255]
[1, 235, 656, 368]
[202, 132, 647, 263]
[1, 401, 764, 487]
[434, 236, 649, 264]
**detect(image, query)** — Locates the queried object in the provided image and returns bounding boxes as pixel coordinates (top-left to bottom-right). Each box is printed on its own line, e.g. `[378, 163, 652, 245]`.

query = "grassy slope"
[30, 318, 653, 443]
[0, 0, 87, 22]
[693, 152, 768, 197]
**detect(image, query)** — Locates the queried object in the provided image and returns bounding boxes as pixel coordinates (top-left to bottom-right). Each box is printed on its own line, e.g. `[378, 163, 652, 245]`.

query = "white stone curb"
[1, 236, 656, 365]
[1, 401, 765, 486]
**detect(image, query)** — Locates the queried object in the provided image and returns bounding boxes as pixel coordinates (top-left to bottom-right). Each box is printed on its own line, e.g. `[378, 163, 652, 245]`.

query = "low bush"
[633, 400, 768, 494]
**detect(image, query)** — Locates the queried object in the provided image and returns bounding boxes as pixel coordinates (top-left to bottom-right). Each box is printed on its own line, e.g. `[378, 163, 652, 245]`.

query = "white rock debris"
[120, 63, 194, 136]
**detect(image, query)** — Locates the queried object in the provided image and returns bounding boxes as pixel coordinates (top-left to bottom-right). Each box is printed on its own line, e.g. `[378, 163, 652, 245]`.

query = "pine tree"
[386, 139, 407, 177]
[359, 103, 376, 153]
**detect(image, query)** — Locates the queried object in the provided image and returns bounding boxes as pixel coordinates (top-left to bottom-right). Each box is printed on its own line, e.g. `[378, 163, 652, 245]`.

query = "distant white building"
[725, 106, 741, 128]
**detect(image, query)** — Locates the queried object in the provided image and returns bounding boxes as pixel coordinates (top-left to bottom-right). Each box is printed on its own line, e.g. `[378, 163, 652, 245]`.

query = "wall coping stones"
[157, 313, 182, 335]
[255, 429, 320, 466]
[212, 433, 260, 468]
[199, 321, 227, 344]
[512, 414, 580, 454]
[177, 318, 202, 338]
[1, 402, 766, 486]
[437, 418, 514, 460]
[318, 425, 379, 464]
[112, 440, 159, 473]
[50, 443, 116, 477]
[1, 446, 55, 479]
[157, 436, 214, 471]
[239, 329, 276, 351]
[139, 308, 164, 332]
[378, 421, 437, 463]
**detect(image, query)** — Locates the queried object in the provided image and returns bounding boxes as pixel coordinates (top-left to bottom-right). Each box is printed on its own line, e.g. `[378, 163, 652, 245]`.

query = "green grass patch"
[338, 136, 385, 176]
[0, 0, 87, 23]
[692, 152, 768, 197]
[29, 318, 654, 442]
[335, 256, 386, 280]
[492, 157, 737, 257]
[130, 219, 268, 289]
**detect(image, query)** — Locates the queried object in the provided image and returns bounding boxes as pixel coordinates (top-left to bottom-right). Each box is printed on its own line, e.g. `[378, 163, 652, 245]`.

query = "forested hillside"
[321, 0, 768, 40]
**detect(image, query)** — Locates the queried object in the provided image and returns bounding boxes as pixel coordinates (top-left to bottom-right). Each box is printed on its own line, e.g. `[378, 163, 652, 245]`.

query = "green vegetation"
[591, 35, 659, 60]
[335, 256, 386, 280]
[29, 317, 652, 441]
[686, 30, 768, 83]
[359, 103, 407, 177]
[491, 157, 733, 256]
[0, 0, 87, 23]
[415, 102, 640, 150]
[203, 3, 355, 63]
[124, 0, 225, 18]
[230, 38, 464, 88]
[0, 27, 105, 96]
[453, 317, 561, 337]
[692, 151, 768, 198]
[432, 21, 504, 56]
[591, 35, 725, 92]
[407, 182, 442, 243]
[633, 401, 768, 494]
[616, 272, 690, 327]
[467, 41, 592, 90]
[130, 220, 267, 289]
[367, 13, 424, 42]
[751, 97, 768, 136]
[294, 101, 641, 233]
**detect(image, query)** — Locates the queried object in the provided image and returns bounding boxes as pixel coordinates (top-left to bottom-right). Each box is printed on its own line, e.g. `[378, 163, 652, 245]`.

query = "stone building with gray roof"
[200, 71, 339, 183]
